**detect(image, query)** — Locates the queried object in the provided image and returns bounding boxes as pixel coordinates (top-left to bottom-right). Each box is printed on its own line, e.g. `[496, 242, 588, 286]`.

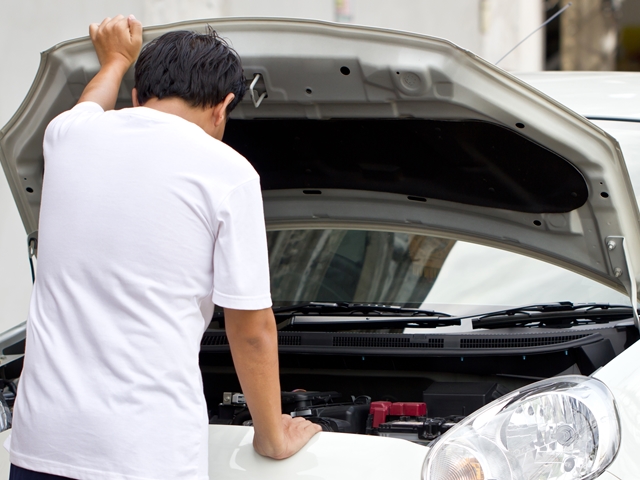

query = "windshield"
[267, 229, 630, 315]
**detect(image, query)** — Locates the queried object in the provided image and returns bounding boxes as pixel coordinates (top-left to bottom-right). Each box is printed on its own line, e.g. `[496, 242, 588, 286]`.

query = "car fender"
[593, 339, 640, 480]
[208, 424, 427, 479]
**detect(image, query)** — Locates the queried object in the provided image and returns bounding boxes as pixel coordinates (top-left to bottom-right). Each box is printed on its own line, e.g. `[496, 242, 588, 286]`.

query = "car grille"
[333, 336, 444, 348]
[201, 334, 229, 346]
[278, 335, 303, 346]
[201, 332, 302, 346]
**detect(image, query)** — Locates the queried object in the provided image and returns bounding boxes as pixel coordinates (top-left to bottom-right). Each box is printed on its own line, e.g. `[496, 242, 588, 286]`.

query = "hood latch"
[249, 73, 268, 108]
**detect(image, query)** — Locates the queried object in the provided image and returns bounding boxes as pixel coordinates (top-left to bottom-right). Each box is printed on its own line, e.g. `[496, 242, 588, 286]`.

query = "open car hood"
[1, 18, 640, 304]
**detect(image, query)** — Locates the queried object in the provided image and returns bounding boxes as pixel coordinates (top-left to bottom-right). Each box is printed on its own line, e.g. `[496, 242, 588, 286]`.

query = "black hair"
[134, 27, 246, 114]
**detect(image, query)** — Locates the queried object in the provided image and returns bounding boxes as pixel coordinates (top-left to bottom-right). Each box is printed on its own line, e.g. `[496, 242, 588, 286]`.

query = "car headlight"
[422, 375, 619, 480]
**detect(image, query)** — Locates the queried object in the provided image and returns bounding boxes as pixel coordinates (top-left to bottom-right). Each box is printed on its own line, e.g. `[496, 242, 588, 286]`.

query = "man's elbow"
[224, 307, 277, 347]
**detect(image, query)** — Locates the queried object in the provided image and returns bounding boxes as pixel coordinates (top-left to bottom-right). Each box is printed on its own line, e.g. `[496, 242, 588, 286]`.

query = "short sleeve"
[212, 178, 272, 310]
[44, 101, 104, 146]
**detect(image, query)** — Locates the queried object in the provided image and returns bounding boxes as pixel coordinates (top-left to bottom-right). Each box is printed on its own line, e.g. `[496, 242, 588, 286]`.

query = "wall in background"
[560, 0, 618, 71]
[619, 0, 640, 70]
[351, 0, 544, 71]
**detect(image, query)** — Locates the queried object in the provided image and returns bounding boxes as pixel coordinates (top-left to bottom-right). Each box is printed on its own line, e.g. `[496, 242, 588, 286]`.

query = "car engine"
[209, 382, 507, 445]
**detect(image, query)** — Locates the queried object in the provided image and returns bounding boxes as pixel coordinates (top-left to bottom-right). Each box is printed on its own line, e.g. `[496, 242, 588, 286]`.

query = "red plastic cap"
[370, 401, 392, 413]
[386, 402, 428, 416]
[369, 401, 392, 428]
[390, 402, 406, 416]
[404, 402, 427, 416]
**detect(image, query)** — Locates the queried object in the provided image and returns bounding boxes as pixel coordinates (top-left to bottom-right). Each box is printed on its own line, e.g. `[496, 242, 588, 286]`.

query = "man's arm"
[78, 15, 142, 110]
[224, 307, 322, 459]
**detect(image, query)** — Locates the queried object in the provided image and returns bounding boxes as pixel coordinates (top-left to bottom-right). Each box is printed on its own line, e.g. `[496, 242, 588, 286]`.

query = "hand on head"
[89, 15, 143, 72]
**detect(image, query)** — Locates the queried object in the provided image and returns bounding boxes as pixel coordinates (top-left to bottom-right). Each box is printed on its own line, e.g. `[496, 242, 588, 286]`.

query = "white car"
[1, 18, 639, 480]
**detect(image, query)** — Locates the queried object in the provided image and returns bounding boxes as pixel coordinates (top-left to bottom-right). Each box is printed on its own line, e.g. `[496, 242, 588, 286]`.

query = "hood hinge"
[605, 236, 640, 330]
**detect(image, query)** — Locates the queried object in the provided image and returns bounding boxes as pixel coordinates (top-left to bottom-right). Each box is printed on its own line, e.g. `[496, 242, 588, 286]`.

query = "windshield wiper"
[271, 302, 458, 330]
[272, 302, 452, 317]
[472, 302, 636, 329]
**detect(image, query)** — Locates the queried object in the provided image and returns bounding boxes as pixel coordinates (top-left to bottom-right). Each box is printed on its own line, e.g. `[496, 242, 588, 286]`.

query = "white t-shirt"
[9, 102, 272, 480]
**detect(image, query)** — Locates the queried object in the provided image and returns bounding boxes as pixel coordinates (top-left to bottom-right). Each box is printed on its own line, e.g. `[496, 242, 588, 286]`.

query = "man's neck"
[132, 90, 232, 140]
[141, 97, 214, 134]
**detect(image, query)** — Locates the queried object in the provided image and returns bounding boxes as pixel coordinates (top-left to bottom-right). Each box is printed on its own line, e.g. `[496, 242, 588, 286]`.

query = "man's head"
[133, 27, 246, 121]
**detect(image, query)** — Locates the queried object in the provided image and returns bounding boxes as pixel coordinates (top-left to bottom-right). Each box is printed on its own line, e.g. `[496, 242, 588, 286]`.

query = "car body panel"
[590, 121, 640, 203]
[593, 334, 640, 479]
[517, 72, 640, 122]
[1, 18, 640, 300]
[598, 472, 622, 480]
[208, 425, 427, 479]
[0, 426, 427, 479]
[0, 432, 7, 479]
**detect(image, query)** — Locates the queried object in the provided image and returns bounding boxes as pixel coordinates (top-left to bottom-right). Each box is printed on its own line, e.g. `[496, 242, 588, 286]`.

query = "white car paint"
[516, 72, 640, 121]
[513, 74, 640, 480]
[598, 473, 622, 480]
[593, 339, 640, 480]
[0, 426, 428, 479]
[208, 425, 427, 479]
[0, 432, 7, 479]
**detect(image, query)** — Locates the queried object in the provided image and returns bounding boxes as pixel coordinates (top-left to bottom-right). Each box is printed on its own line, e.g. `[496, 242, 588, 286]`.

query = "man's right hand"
[253, 414, 322, 460]
[89, 15, 143, 72]
[79, 15, 142, 110]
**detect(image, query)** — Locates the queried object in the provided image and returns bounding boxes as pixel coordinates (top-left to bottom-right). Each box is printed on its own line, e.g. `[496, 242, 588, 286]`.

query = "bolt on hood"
[1, 17, 640, 301]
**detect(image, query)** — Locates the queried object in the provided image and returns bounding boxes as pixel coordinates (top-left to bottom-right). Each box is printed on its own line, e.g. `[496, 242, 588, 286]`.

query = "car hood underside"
[1, 17, 640, 302]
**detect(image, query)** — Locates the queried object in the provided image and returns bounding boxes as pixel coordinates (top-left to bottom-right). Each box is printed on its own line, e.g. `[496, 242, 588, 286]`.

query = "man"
[8, 15, 320, 480]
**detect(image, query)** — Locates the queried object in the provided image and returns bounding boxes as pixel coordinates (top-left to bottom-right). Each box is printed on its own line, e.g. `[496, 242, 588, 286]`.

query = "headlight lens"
[422, 375, 619, 480]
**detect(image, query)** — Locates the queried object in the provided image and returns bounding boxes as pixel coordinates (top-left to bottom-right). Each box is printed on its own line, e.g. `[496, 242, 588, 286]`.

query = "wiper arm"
[272, 302, 452, 317]
[211, 302, 455, 330]
[271, 302, 456, 331]
[472, 302, 636, 329]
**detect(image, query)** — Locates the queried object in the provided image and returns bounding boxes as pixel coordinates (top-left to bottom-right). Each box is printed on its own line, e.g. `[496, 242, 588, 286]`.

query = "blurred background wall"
[618, 0, 640, 70]
[558, 0, 619, 70]
[0, 0, 630, 333]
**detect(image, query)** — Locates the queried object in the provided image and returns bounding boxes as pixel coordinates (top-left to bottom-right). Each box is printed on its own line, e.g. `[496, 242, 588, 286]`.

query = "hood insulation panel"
[224, 118, 588, 213]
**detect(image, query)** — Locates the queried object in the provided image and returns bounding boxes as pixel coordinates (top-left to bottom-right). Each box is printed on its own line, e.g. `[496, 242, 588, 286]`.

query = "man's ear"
[132, 88, 140, 107]
[212, 93, 236, 127]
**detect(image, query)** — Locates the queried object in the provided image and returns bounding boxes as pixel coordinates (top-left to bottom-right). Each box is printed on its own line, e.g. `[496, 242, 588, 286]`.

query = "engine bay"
[201, 323, 635, 445]
[209, 385, 507, 445]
